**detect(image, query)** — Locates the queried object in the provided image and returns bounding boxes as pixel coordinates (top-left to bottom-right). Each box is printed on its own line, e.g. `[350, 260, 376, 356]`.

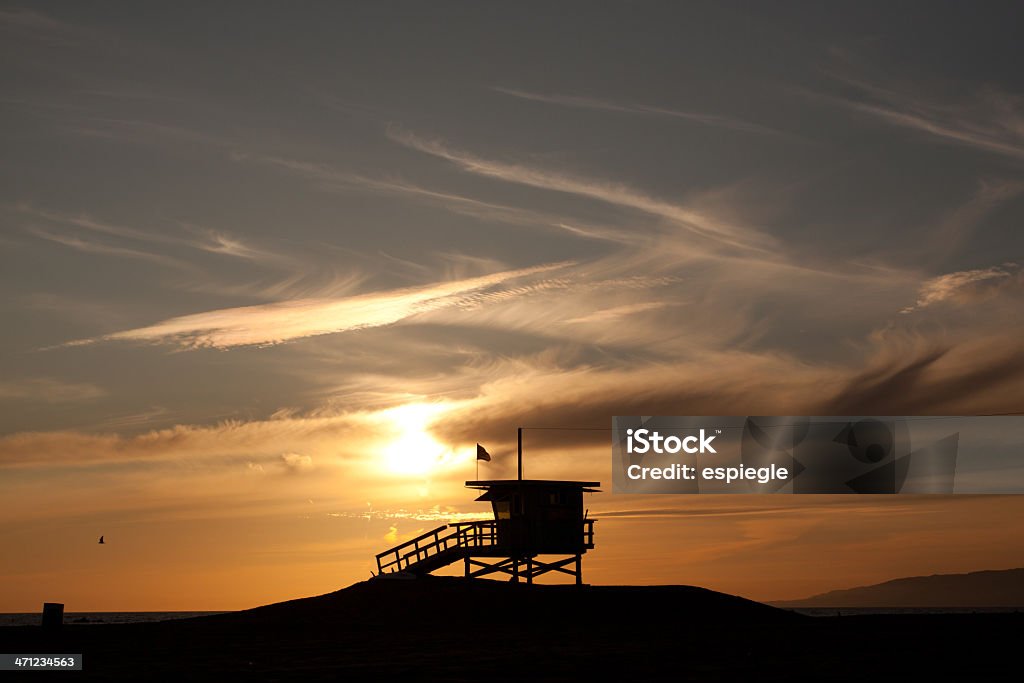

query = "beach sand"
[3, 576, 1019, 680]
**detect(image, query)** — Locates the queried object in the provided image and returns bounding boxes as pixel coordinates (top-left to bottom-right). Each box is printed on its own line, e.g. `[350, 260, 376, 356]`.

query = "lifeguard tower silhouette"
[375, 430, 599, 584]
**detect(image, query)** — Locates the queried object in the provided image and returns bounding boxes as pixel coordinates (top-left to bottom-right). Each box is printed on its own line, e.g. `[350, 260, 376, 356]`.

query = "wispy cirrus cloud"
[26, 226, 189, 268]
[0, 410, 369, 469]
[924, 179, 1024, 265]
[93, 407, 173, 431]
[23, 206, 174, 244]
[0, 7, 66, 31]
[20, 206, 282, 266]
[231, 151, 634, 244]
[901, 263, 1022, 313]
[0, 6, 98, 44]
[561, 301, 675, 325]
[63, 262, 572, 349]
[180, 224, 286, 263]
[814, 75, 1024, 162]
[0, 378, 106, 403]
[492, 86, 784, 136]
[387, 128, 776, 252]
[61, 118, 238, 150]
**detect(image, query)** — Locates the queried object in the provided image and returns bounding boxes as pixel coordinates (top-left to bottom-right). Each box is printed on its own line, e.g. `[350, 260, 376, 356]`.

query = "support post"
[575, 554, 582, 586]
[464, 554, 470, 578]
[527, 557, 533, 585]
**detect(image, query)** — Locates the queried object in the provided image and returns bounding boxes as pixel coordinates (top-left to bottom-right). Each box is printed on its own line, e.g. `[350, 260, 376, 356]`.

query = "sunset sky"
[3, 2, 1024, 611]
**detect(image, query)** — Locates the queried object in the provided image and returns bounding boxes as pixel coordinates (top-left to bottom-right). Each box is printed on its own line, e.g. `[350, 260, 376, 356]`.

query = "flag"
[476, 443, 491, 462]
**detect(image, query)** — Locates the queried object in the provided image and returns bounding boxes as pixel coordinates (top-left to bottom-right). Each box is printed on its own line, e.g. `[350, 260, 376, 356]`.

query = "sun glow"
[378, 403, 462, 476]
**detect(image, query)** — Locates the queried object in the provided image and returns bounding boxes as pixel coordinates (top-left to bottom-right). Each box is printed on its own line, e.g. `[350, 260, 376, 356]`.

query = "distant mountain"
[774, 568, 1024, 608]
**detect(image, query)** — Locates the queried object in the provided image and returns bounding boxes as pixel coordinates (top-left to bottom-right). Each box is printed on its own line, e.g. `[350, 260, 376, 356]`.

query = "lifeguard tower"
[375, 434, 599, 584]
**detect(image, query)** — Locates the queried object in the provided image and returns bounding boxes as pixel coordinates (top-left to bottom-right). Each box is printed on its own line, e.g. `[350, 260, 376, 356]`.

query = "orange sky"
[5, 432, 1024, 611]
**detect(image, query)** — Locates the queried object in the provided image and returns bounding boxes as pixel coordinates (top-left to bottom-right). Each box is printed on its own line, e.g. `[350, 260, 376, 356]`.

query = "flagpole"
[517, 427, 522, 481]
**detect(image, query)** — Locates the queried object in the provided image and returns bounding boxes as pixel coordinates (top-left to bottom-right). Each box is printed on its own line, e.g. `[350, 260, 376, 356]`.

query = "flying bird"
[98, 536, 105, 544]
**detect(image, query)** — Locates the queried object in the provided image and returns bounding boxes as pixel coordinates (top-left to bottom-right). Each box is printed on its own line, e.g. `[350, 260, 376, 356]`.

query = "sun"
[378, 403, 459, 476]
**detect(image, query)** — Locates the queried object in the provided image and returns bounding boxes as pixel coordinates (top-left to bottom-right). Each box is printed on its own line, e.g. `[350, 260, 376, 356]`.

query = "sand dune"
[3, 577, 1020, 680]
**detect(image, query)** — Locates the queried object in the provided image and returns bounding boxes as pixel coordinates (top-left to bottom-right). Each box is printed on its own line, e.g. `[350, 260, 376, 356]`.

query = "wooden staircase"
[375, 521, 499, 576]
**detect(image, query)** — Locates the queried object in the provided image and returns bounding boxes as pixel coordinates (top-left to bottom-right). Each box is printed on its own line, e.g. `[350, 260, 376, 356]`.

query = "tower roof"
[465, 479, 601, 492]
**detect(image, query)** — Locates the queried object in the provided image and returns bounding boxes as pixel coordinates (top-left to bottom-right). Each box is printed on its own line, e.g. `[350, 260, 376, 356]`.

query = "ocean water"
[790, 607, 1023, 617]
[0, 611, 227, 627]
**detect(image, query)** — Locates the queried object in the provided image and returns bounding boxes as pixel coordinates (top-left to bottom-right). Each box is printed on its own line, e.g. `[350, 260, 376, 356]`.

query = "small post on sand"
[42, 602, 64, 631]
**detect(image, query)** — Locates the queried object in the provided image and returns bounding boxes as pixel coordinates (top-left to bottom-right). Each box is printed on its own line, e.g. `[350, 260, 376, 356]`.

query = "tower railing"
[374, 519, 595, 574]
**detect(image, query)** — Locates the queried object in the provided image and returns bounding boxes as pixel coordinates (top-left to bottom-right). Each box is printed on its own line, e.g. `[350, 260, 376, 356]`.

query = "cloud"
[492, 86, 784, 136]
[430, 323, 1024, 451]
[27, 226, 188, 268]
[561, 302, 675, 325]
[902, 264, 1022, 313]
[236, 135, 921, 295]
[387, 128, 776, 252]
[0, 378, 106, 403]
[0, 411, 372, 469]
[824, 330, 1024, 415]
[168, 267, 369, 303]
[813, 76, 1024, 162]
[20, 206, 280, 265]
[93, 407, 173, 431]
[595, 497, 931, 520]
[281, 452, 313, 473]
[431, 355, 827, 449]
[58, 117, 238, 150]
[23, 207, 177, 244]
[326, 508, 488, 524]
[924, 180, 1024, 265]
[0, 8, 67, 31]
[188, 229, 280, 261]
[0, 7, 97, 44]
[232, 151, 635, 244]
[63, 261, 572, 349]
